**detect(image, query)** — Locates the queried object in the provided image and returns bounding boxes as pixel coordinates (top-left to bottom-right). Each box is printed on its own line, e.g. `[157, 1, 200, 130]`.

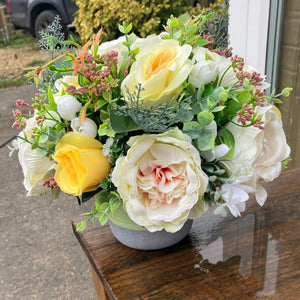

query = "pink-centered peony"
[112, 128, 209, 233]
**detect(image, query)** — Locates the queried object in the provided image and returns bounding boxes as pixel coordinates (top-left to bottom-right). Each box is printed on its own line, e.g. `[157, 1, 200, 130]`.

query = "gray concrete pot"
[109, 219, 193, 250]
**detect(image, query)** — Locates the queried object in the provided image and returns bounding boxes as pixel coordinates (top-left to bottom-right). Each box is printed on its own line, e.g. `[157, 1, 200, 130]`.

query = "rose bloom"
[121, 35, 193, 105]
[54, 75, 79, 97]
[223, 105, 290, 205]
[97, 36, 126, 69]
[53, 132, 110, 196]
[112, 128, 209, 233]
[192, 47, 270, 89]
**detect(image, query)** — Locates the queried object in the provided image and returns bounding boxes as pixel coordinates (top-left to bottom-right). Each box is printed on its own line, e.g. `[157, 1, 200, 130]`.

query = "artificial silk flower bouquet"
[11, 14, 291, 233]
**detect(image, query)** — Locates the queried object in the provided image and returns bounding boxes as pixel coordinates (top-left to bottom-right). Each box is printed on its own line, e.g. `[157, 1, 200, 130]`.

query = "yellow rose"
[121, 35, 193, 105]
[53, 132, 110, 196]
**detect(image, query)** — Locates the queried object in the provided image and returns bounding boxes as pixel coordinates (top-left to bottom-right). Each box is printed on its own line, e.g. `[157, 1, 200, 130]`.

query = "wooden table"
[72, 169, 300, 300]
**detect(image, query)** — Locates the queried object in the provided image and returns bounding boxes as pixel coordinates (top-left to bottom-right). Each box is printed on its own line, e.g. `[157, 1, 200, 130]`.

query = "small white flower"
[102, 137, 114, 156]
[55, 95, 82, 121]
[214, 182, 253, 217]
[71, 117, 98, 138]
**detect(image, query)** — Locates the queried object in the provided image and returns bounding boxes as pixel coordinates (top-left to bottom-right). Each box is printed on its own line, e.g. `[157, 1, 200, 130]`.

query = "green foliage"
[115, 84, 193, 133]
[76, 190, 121, 231]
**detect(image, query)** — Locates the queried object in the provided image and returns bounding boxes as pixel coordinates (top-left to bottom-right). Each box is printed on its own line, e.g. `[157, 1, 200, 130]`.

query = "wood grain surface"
[72, 169, 300, 300]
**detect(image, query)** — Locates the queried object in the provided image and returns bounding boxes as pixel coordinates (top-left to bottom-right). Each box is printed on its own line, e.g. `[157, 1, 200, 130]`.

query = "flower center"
[137, 164, 187, 209]
[145, 48, 176, 81]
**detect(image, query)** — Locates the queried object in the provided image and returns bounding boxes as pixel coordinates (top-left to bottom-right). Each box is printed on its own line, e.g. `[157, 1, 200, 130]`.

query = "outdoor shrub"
[74, 0, 195, 43]
[74, 0, 229, 48]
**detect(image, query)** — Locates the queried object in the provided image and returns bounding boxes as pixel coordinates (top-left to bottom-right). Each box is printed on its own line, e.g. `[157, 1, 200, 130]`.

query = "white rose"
[112, 128, 209, 233]
[55, 95, 82, 121]
[192, 47, 236, 87]
[54, 75, 79, 97]
[97, 36, 127, 69]
[192, 47, 270, 89]
[189, 60, 218, 87]
[71, 117, 98, 138]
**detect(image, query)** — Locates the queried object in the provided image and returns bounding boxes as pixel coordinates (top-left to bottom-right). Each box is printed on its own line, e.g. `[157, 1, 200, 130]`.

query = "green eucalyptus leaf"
[197, 130, 215, 151]
[197, 110, 214, 126]
[110, 109, 139, 133]
[182, 121, 202, 139]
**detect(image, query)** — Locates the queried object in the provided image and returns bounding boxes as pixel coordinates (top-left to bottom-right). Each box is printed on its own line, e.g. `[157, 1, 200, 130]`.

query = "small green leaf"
[219, 127, 235, 159]
[48, 85, 56, 107]
[99, 213, 108, 226]
[197, 110, 214, 126]
[76, 221, 87, 232]
[212, 106, 226, 113]
[125, 23, 132, 34]
[182, 121, 202, 139]
[39, 134, 48, 143]
[281, 87, 292, 97]
[118, 24, 125, 34]
[102, 90, 112, 102]
[237, 90, 251, 104]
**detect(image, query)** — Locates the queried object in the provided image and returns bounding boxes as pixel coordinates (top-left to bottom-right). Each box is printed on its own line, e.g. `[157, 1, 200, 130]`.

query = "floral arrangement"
[11, 14, 291, 233]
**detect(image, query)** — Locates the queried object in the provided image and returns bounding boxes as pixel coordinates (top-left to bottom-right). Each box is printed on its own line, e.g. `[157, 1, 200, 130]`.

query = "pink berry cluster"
[67, 50, 120, 97]
[13, 110, 26, 130]
[42, 174, 59, 189]
[237, 103, 264, 130]
[231, 55, 264, 89]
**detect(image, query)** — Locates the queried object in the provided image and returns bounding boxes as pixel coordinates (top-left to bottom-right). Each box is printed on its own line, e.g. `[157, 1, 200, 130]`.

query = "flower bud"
[189, 60, 218, 87]
[55, 95, 82, 121]
[71, 117, 98, 138]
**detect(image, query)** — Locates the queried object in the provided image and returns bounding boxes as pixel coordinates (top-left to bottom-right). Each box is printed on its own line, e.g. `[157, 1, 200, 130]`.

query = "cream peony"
[223, 105, 290, 205]
[112, 128, 208, 233]
[55, 95, 82, 121]
[121, 35, 193, 105]
[71, 117, 98, 138]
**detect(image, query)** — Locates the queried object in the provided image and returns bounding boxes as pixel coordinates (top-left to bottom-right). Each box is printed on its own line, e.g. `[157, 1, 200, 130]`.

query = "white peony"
[223, 105, 290, 205]
[55, 95, 82, 121]
[71, 117, 98, 138]
[112, 128, 209, 233]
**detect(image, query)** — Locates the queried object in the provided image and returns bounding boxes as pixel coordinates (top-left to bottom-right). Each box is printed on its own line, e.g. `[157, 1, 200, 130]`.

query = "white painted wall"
[229, 0, 270, 75]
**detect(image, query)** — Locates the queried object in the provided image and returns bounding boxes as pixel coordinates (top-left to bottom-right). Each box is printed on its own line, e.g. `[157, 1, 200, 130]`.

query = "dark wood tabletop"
[72, 168, 300, 300]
